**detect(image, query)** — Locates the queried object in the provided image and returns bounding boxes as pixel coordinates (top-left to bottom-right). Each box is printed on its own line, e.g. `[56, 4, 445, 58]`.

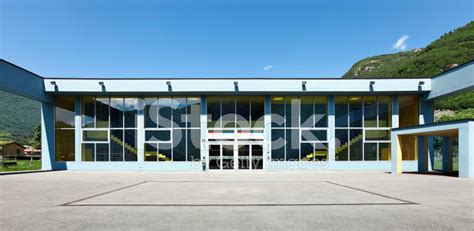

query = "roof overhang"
[43, 78, 431, 94]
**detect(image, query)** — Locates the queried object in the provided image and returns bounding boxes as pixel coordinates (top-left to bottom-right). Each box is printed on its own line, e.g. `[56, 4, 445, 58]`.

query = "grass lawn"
[0, 160, 41, 172]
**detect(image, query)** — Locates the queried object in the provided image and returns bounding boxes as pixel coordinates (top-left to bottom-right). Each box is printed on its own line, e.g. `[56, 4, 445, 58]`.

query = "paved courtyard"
[1, 171, 473, 230]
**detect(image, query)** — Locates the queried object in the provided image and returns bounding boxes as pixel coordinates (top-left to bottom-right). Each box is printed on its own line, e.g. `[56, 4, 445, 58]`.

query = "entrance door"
[208, 144, 234, 170]
[238, 144, 263, 170]
[208, 143, 263, 170]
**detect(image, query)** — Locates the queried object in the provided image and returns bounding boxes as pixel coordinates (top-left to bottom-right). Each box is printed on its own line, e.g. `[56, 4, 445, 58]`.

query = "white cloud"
[392, 35, 409, 51]
[263, 65, 272, 71]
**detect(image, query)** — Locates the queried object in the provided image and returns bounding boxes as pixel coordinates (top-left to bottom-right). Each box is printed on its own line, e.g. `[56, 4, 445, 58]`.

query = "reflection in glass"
[207, 97, 221, 128]
[364, 143, 377, 161]
[55, 129, 75, 161]
[238, 145, 250, 169]
[378, 96, 391, 127]
[187, 129, 200, 161]
[349, 129, 363, 160]
[124, 98, 138, 128]
[209, 145, 220, 169]
[379, 143, 391, 160]
[158, 143, 172, 161]
[55, 96, 75, 128]
[124, 129, 137, 161]
[96, 97, 109, 128]
[286, 129, 299, 160]
[349, 96, 362, 127]
[222, 145, 234, 169]
[110, 97, 124, 128]
[314, 96, 327, 127]
[335, 129, 348, 161]
[221, 97, 235, 128]
[300, 96, 313, 128]
[172, 129, 186, 161]
[158, 97, 172, 128]
[251, 97, 264, 127]
[236, 96, 250, 128]
[96, 143, 109, 161]
[110, 129, 124, 161]
[251, 145, 263, 169]
[271, 96, 285, 127]
[271, 129, 285, 160]
[145, 143, 157, 161]
[364, 96, 377, 127]
[82, 143, 95, 161]
[335, 96, 348, 127]
[82, 96, 95, 128]
[173, 97, 187, 128]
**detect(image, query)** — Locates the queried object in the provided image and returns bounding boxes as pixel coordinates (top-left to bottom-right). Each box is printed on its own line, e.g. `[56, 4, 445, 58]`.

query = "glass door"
[251, 144, 263, 169]
[208, 143, 263, 170]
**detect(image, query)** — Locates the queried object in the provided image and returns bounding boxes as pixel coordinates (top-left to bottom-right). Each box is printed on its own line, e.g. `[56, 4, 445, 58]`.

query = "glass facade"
[144, 96, 200, 162]
[55, 96, 75, 161]
[81, 97, 139, 162]
[335, 96, 392, 161]
[53, 93, 419, 168]
[271, 96, 329, 161]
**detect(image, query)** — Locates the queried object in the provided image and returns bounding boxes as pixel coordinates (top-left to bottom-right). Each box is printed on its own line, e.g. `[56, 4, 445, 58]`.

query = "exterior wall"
[48, 94, 419, 172]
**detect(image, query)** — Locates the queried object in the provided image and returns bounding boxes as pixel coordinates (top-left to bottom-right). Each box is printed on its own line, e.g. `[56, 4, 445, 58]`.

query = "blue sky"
[0, 0, 472, 78]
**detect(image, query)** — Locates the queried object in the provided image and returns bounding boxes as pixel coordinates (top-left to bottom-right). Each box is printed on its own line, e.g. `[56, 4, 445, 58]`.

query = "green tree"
[29, 124, 41, 149]
[0, 131, 13, 142]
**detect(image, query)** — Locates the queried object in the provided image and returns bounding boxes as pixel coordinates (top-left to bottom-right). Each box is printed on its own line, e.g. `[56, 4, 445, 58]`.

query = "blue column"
[419, 94, 434, 171]
[458, 122, 474, 178]
[74, 96, 81, 163]
[264, 95, 272, 170]
[442, 136, 453, 173]
[328, 96, 335, 162]
[200, 96, 207, 170]
[41, 101, 55, 170]
[417, 136, 428, 173]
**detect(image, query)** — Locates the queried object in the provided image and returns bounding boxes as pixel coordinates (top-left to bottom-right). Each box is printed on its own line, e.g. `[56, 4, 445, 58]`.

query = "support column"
[137, 98, 144, 163]
[417, 136, 428, 173]
[391, 134, 402, 174]
[74, 96, 82, 163]
[458, 122, 474, 178]
[41, 101, 55, 170]
[420, 94, 434, 171]
[200, 96, 207, 170]
[328, 96, 335, 162]
[442, 136, 453, 173]
[264, 95, 271, 170]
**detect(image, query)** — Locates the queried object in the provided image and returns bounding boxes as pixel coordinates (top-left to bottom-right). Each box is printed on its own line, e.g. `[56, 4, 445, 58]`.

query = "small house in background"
[24, 145, 41, 157]
[0, 142, 25, 160]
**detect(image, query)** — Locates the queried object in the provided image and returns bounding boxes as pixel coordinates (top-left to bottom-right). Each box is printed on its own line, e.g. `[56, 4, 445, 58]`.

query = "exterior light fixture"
[369, 81, 375, 86]
[166, 81, 171, 86]
[419, 81, 425, 85]
[98, 81, 104, 86]
[302, 81, 307, 86]
[50, 81, 56, 86]
[234, 81, 238, 86]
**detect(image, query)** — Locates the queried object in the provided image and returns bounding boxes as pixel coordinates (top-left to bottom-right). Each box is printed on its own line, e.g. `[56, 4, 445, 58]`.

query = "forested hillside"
[343, 21, 474, 121]
[0, 91, 40, 144]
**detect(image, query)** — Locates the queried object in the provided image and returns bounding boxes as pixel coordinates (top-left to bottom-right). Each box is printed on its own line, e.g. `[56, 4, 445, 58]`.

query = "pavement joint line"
[60, 180, 418, 207]
[60, 181, 148, 206]
[325, 181, 418, 205]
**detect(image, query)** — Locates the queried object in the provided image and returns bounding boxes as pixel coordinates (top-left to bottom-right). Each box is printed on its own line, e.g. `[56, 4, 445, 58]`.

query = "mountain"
[343, 21, 474, 122]
[343, 21, 474, 78]
[0, 91, 41, 144]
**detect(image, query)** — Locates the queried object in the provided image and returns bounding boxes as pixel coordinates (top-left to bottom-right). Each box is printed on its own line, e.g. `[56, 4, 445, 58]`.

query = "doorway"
[208, 143, 264, 170]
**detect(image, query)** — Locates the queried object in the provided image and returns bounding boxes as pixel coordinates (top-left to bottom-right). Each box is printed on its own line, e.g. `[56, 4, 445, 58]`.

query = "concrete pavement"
[0, 171, 473, 230]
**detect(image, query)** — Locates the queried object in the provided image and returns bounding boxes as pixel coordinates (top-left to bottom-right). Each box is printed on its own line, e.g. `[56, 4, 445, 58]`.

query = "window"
[335, 96, 392, 161]
[399, 95, 419, 160]
[81, 96, 138, 162]
[144, 96, 201, 162]
[271, 96, 328, 161]
[55, 96, 75, 161]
